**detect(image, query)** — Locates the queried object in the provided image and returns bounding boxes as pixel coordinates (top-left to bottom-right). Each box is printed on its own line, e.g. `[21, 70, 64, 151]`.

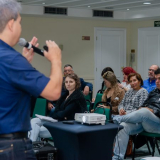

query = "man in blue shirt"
[142, 64, 159, 93]
[0, 0, 62, 159]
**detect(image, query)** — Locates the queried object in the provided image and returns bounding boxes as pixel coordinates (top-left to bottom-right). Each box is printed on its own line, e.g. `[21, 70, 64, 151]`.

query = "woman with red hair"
[118, 67, 136, 92]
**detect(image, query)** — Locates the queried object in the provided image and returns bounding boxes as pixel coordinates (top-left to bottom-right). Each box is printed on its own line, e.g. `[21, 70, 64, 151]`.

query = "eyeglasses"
[148, 69, 155, 72]
[64, 70, 72, 72]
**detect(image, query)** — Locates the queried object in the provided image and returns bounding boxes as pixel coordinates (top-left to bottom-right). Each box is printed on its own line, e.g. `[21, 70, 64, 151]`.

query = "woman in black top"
[50, 73, 87, 120]
[29, 73, 87, 141]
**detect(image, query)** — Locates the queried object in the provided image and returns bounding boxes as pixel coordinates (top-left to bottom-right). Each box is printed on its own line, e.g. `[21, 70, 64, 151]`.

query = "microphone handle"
[32, 45, 44, 56]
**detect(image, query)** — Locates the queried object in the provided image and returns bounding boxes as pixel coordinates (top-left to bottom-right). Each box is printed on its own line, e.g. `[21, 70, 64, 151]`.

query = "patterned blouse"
[118, 88, 148, 114]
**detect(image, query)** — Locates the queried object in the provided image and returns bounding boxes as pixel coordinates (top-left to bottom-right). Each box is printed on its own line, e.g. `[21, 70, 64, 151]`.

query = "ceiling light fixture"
[42, 2, 45, 5]
[127, 9, 129, 10]
[88, 6, 90, 8]
[143, 2, 151, 5]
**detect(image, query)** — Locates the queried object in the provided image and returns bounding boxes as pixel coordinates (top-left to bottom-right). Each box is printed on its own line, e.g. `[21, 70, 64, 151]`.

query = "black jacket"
[51, 89, 87, 121]
[142, 88, 160, 118]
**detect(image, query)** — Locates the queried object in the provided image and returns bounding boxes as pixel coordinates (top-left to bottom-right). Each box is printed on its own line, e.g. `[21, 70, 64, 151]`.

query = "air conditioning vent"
[44, 7, 67, 15]
[93, 10, 113, 18]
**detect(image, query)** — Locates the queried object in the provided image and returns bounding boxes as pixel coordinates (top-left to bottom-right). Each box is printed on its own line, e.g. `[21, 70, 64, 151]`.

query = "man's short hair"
[64, 64, 73, 69]
[155, 68, 160, 75]
[0, 0, 21, 33]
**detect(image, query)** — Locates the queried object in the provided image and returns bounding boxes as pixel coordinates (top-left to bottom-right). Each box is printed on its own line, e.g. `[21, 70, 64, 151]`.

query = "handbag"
[126, 138, 133, 156]
[94, 102, 112, 122]
[33, 141, 58, 160]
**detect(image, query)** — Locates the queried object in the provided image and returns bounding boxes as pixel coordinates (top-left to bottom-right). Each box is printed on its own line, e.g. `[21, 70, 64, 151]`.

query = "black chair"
[132, 131, 160, 160]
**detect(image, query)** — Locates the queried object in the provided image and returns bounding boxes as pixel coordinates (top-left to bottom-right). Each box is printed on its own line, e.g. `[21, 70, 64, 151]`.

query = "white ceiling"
[17, 0, 160, 12]
[17, 0, 160, 20]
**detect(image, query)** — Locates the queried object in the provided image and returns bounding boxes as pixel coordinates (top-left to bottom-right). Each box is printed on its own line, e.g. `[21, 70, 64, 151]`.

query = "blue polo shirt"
[0, 39, 50, 134]
[142, 78, 156, 93]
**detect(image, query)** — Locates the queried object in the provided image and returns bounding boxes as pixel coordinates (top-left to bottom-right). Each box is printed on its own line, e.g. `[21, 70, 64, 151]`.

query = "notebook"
[35, 114, 58, 123]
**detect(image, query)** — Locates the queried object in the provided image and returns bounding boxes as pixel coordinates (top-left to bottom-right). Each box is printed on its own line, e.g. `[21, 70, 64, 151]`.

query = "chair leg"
[132, 135, 138, 160]
[155, 138, 160, 155]
[145, 137, 151, 155]
[151, 138, 156, 156]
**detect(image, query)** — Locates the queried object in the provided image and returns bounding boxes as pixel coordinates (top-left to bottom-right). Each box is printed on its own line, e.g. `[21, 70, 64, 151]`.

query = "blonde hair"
[102, 71, 117, 86]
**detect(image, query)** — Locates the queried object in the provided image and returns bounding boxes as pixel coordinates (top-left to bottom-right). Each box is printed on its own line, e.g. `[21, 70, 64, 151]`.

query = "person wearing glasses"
[48, 64, 93, 113]
[62, 64, 93, 96]
[142, 65, 159, 93]
[112, 69, 160, 160]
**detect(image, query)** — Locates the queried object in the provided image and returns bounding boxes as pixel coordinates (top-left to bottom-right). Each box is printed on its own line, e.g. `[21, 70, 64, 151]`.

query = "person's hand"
[92, 98, 95, 103]
[83, 86, 89, 96]
[98, 104, 104, 108]
[147, 108, 154, 113]
[43, 40, 61, 63]
[140, 107, 154, 113]
[22, 37, 39, 63]
[48, 102, 54, 111]
[119, 108, 126, 115]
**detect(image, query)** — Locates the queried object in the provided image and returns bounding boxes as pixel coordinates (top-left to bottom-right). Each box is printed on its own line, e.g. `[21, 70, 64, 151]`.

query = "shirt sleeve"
[80, 78, 93, 91]
[9, 54, 50, 97]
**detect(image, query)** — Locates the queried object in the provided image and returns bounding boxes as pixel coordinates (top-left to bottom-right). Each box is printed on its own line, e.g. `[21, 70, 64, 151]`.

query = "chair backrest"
[93, 92, 103, 109]
[32, 98, 47, 118]
[85, 99, 91, 112]
[84, 91, 92, 101]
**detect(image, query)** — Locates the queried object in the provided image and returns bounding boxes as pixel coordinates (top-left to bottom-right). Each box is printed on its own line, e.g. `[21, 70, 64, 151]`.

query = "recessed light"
[42, 2, 45, 5]
[88, 6, 90, 8]
[127, 9, 129, 10]
[143, 2, 151, 5]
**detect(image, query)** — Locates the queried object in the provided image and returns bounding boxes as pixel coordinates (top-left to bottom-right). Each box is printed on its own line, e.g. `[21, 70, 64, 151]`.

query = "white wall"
[15, 15, 131, 88]
[14, 15, 158, 93]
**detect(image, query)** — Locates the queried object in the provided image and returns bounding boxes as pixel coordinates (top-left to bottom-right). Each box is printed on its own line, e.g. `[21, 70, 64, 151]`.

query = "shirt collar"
[0, 39, 15, 51]
[148, 78, 156, 84]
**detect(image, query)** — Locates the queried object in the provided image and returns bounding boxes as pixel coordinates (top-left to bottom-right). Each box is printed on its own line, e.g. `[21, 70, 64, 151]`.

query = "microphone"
[18, 38, 48, 57]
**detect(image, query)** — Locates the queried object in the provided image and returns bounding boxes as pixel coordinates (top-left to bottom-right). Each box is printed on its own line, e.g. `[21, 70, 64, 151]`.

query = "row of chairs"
[85, 91, 160, 159]
[31, 92, 160, 159]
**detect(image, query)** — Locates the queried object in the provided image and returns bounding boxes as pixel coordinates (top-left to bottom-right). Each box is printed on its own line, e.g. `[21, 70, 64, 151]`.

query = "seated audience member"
[101, 67, 120, 91]
[113, 72, 148, 123]
[62, 64, 93, 96]
[112, 69, 160, 160]
[97, 71, 125, 115]
[142, 64, 159, 93]
[118, 67, 136, 92]
[29, 73, 87, 141]
[48, 64, 93, 114]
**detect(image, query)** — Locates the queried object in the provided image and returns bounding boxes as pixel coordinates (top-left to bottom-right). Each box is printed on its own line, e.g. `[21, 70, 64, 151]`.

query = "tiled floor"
[126, 141, 160, 160]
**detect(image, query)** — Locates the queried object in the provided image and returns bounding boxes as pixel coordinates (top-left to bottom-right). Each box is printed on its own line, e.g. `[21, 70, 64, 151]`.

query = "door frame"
[138, 27, 160, 79]
[94, 27, 126, 96]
